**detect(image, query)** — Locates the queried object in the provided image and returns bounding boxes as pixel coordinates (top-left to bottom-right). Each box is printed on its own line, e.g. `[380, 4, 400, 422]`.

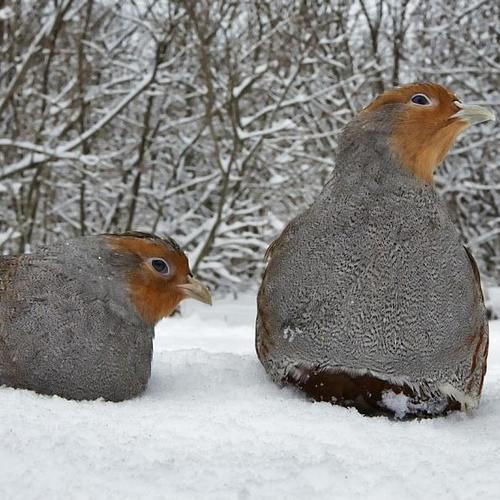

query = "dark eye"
[411, 94, 431, 105]
[150, 258, 170, 275]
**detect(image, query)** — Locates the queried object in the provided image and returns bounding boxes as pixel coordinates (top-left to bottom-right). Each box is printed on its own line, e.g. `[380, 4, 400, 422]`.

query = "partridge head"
[105, 231, 212, 324]
[357, 82, 495, 183]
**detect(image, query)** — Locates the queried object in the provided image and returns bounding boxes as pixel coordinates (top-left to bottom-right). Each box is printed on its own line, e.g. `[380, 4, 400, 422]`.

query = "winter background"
[0, 1, 499, 499]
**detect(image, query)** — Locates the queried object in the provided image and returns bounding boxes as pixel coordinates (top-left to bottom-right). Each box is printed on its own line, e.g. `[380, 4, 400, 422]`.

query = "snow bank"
[1, 294, 499, 499]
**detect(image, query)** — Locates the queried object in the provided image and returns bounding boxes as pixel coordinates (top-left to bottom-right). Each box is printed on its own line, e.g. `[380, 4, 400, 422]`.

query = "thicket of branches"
[0, 0, 499, 292]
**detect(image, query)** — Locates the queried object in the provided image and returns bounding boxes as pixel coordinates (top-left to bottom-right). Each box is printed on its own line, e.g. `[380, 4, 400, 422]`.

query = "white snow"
[0, 7, 14, 21]
[1, 294, 500, 499]
[486, 286, 500, 318]
[380, 390, 411, 420]
[237, 119, 297, 140]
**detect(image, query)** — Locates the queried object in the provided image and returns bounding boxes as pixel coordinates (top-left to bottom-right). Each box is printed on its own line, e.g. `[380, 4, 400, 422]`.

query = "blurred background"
[0, 0, 498, 296]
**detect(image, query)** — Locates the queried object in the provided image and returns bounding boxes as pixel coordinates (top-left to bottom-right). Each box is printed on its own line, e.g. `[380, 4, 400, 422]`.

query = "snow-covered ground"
[1, 294, 499, 500]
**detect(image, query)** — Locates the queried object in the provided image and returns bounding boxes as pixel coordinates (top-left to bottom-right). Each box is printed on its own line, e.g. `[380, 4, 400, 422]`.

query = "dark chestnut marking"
[285, 367, 461, 419]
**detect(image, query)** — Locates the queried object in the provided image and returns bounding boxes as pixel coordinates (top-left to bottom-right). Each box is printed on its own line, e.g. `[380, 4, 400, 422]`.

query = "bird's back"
[0, 237, 153, 401]
[256, 163, 487, 415]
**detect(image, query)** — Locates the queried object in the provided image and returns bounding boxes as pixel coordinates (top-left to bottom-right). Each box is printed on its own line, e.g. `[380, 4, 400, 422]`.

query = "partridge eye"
[411, 94, 431, 105]
[150, 258, 170, 274]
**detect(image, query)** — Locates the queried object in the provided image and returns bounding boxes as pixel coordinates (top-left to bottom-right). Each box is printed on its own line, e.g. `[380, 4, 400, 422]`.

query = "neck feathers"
[336, 106, 464, 185]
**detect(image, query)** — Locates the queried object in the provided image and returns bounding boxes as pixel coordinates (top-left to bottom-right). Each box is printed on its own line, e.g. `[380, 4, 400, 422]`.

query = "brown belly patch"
[285, 367, 461, 419]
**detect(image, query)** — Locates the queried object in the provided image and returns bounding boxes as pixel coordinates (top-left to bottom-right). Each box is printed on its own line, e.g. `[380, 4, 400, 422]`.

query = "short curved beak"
[452, 101, 496, 126]
[178, 275, 212, 305]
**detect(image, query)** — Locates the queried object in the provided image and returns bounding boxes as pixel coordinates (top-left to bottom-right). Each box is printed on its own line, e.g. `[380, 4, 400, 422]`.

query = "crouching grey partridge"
[0, 232, 211, 401]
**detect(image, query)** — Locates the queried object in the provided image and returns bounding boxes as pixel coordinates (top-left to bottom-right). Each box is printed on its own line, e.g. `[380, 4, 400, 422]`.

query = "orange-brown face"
[104, 233, 212, 325]
[362, 83, 495, 184]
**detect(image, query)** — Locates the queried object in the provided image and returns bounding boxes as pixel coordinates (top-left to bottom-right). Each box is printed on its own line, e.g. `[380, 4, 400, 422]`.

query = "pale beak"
[452, 101, 496, 126]
[177, 275, 212, 305]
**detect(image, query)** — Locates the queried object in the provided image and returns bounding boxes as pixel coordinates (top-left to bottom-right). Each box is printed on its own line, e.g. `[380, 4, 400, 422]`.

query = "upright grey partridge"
[256, 83, 494, 418]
